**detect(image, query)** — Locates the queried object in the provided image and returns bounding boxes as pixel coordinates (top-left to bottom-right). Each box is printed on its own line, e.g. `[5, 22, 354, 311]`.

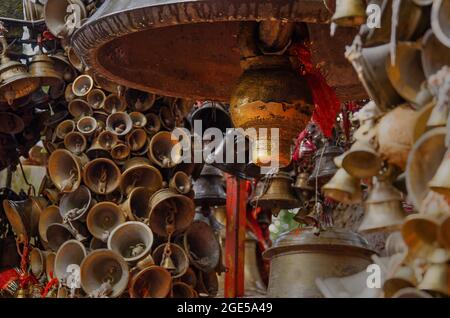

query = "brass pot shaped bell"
[59, 185, 92, 222]
[331, 0, 367, 27]
[111, 142, 131, 163]
[149, 189, 195, 237]
[54, 239, 87, 283]
[148, 131, 183, 168]
[80, 249, 129, 298]
[119, 157, 163, 195]
[193, 165, 227, 207]
[153, 243, 189, 278]
[129, 266, 172, 298]
[64, 132, 87, 156]
[83, 158, 121, 195]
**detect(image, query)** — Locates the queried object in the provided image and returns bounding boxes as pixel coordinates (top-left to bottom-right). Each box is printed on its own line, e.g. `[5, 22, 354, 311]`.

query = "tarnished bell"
[69, 99, 93, 119]
[2, 198, 46, 243]
[120, 157, 163, 195]
[322, 168, 362, 205]
[230, 61, 314, 168]
[120, 187, 153, 221]
[46, 222, 87, 252]
[29, 50, 64, 88]
[432, 0, 450, 48]
[87, 89, 106, 110]
[77, 116, 97, 137]
[310, 145, 343, 185]
[196, 270, 219, 298]
[0, 37, 39, 105]
[169, 171, 191, 195]
[153, 243, 189, 278]
[54, 240, 87, 282]
[80, 249, 129, 298]
[107, 221, 153, 263]
[59, 185, 92, 222]
[30, 248, 50, 279]
[129, 266, 172, 298]
[72, 74, 94, 97]
[251, 172, 299, 210]
[83, 158, 121, 195]
[86, 138, 112, 160]
[111, 143, 131, 163]
[193, 165, 226, 207]
[126, 129, 147, 152]
[172, 282, 196, 298]
[38, 205, 63, 245]
[104, 94, 126, 114]
[55, 120, 75, 140]
[106, 112, 132, 137]
[359, 178, 406, 233]
[50, 51, 77, 82]
[191, 102, 233, 135]
[263, 228, 374, 298]
[293, 172, 314, 198]
[149, 189, 195, 237]
[44, 0, 87, 38]
[144, 113, 161, 135]
[97, 131, 118, 151]
[331, 0, 367, 27]
[342, 139, 382, 179]
[148, 131, 183, 168]
[183, 221, 221, 273]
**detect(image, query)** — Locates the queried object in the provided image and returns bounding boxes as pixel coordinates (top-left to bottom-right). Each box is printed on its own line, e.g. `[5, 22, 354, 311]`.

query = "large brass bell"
[331, 0, 367, 27]
[44, 0, 87, 38]
[129, 266, 172, 298]
[29, 50, 64, 88]
[38, 205, 63, 245]
[83, 158, 121, 195]
[191, 102, 233, 135]
[252, 172, 299, 212]
[432, 0, 450, 48]
[153, 243, 189, 278]
[107, 221, 154, 263]
[0, 36, 39, 105]
[183, 221, 221, 273]
[80, 249, 129, 298]
[59, 185, 92, 222]
[310, 144, 343, 185]
[148, 131, 183, 168]
[119, 157, 163, 195]
[342, 139, 382, 179]
[106, 112, 133, 137]
[120, 187, 153, 221]
[323, 168, 362, 205]
[193, 165, 226, 207]
[149, 189, 195, 237]
[359, 176, 406, 233]
[2, 198, 46, 243]
[54, 239, 87, 283]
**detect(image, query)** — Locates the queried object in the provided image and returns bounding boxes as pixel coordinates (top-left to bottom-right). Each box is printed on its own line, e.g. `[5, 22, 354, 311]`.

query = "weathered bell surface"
[68, 99, 93, 119]
[322, 168, 362, 205]
[431, 0, 450, 48]
[149, 188, 195, 237]
[148, 131, 183, 168]
[126, 89, 156, 112]
[2, 197, 46, 243]
[169, 171, 192, 195]
[342, 139, 381, 179]
[331, 0, 367, 27]
[406, 127, 447, 211]
[293, 172, 314, 199]
[46, 222, 87, 252]
[55, 119, 75, 140]
[111, 142, 131, 163]
[421, 29, 450, 78]
[126, 129, 147, 152]
[120, 157, 163, 195]
[263, 227, 374, 297]
[83, 158, 121, 195]
[63, 131, 86, 155]
[86, 202, 125, 242]
[230, 60, 314, 168]
[54, 239, 87, 282]
[129, 266, 172, 298]
[90, 237, 107, 250]
[144, 113, 161, 135]
[44, 0, 87, 38]
[0, 112, 25, 134]
[251, 171, 299, 210]
[107, 221, 154, 263]
[80, 249, 129, 298]
[59, 185, 92, 222]
[0, 37, 40, 105]
[153, 243, 189, 278]
[193, 165, 227, 207]
[76, 116, 97, 137]
[87, 89, 106, 110]
[120, 187, 154, 221]
[183, 220, 220, 273]
[30, 248, 49, 279]
[310, 145, 343, 185]
[86, 138, 112, 160]
[104, 94, 126, 114]
[39, 205, 63, 244]
[417, 263, 449, 297]
[29, 50, 64, 88]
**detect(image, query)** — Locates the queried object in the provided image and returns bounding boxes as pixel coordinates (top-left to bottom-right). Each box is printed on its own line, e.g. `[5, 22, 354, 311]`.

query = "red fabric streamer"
[41, 271, 58, 298]
[291, 43, 341, 138]
[292, 128, 309, 162]
[0, 268, 19, 291]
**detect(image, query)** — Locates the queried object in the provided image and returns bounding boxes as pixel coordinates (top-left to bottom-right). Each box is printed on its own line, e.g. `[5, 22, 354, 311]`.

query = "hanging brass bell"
[83, 158, 121, 195]
[128, 112, 147, 129]
[59, 185, 92, 222]
[129, 266, 172, 298]
[244, 234, 267, 295]
[97, 131, 118, 151]
[54, 240, 86, 287]
[193, 165, 227, 207]
[0, 112, 25, 134]
[148, 131, 183, 168]
[86, 138, 112, 160]
[45, 252, 56, 281]
[80, 249, 129, 298]
[432, 0, 450, 48]
[38, 205, 63, 245]
[104, 94, 126, 114]
[30, 247, 51, 279]
[331, 0, 367, 27]
[149, 188, 195, 237]
[2, 198, 46, 244]
[383, 265, 417, 298]
[29, 49, 64, 88]
[293, 172, 314, 199]
[417, 263, 449, 297]
[0, 37, 40, 105]
[107, 221, 154, 263]
[144, 113, 161, 135]
[67, 99, 91, 120]
[87, 89, 106, 110]
[64, 131, 87, 155]
[125, 89, 156, 112]
[169, 171, 192, 195]
[359, 176, 405, 233]
[159, 105, 176, 130]
[177, 267, 198, 289]
[119, 157, 163, 195]
[66, 47, 84, 72]
[309, 144, 343, 185]
[153, 243, 189, 278]
[44, 0, 87, 38]
[93, 73, 125, 97]
[342, 139, 382, 179]
[72, 74, 94, 97]
[55, 119, 76, 140]
[120, 187, 153, 221]
[323, 168, 362, 205]
[251, 171, 299, 211]
[106, 112, 133, 137]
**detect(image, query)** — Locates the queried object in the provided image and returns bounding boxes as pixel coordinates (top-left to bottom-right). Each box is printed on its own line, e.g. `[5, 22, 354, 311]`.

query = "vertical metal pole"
[224, 174, 247, 298]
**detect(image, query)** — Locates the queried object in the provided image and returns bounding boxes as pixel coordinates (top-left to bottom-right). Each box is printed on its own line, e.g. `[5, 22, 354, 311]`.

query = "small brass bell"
[293, 171, 314, 199]
[172, 282, 196, 298]
[126, 128, 148, 152]
[87, 202, 126, 242]
[59, 185, 92, 222]
[97, 131, 118, 151]
[86, 138, 112, 160]
[401, 214, 439, 262]
[153, 243, 189, 278]
[144, 113, 161, 135]
[72, 74, 94, 97]
[77, 116, 98, 137]
[104, 94, 126, 114]
[68, 99, 93, 119]
[191, 102, 233, 135]
[38, 205, 63, 245]
[129, 112, 147, 129]
[106, 112, 133, 137]
[49, 51, 77, 82]
[55, 119, 76, 140]
[323, 168, 362, 205]
[331, 0, 367, 27]
[432, 0, 450, 48]
[383, 266, 417, 298]
[148, 131, 183, 168]
[418, 262, 449, 297]
[421, 29, 450, 78]
[309, 144, 343, 185]
[342, 139, 382, 179]
[83, 158, 121, 195]
[169, 171, 192, 194]
[87, 89, 106, 110]
[111, 142, 131, 163]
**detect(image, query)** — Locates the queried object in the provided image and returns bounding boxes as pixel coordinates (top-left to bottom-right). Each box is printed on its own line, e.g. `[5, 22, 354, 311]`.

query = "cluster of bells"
[314, 0, 450, 298]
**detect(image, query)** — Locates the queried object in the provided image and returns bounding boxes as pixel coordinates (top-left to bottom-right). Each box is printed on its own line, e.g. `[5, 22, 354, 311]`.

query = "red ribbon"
[0, 268, 19, 291]
[41, 271, 58, 298]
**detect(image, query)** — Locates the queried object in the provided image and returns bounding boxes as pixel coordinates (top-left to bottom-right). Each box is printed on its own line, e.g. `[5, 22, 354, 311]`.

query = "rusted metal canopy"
[72, 0, 365, 101]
